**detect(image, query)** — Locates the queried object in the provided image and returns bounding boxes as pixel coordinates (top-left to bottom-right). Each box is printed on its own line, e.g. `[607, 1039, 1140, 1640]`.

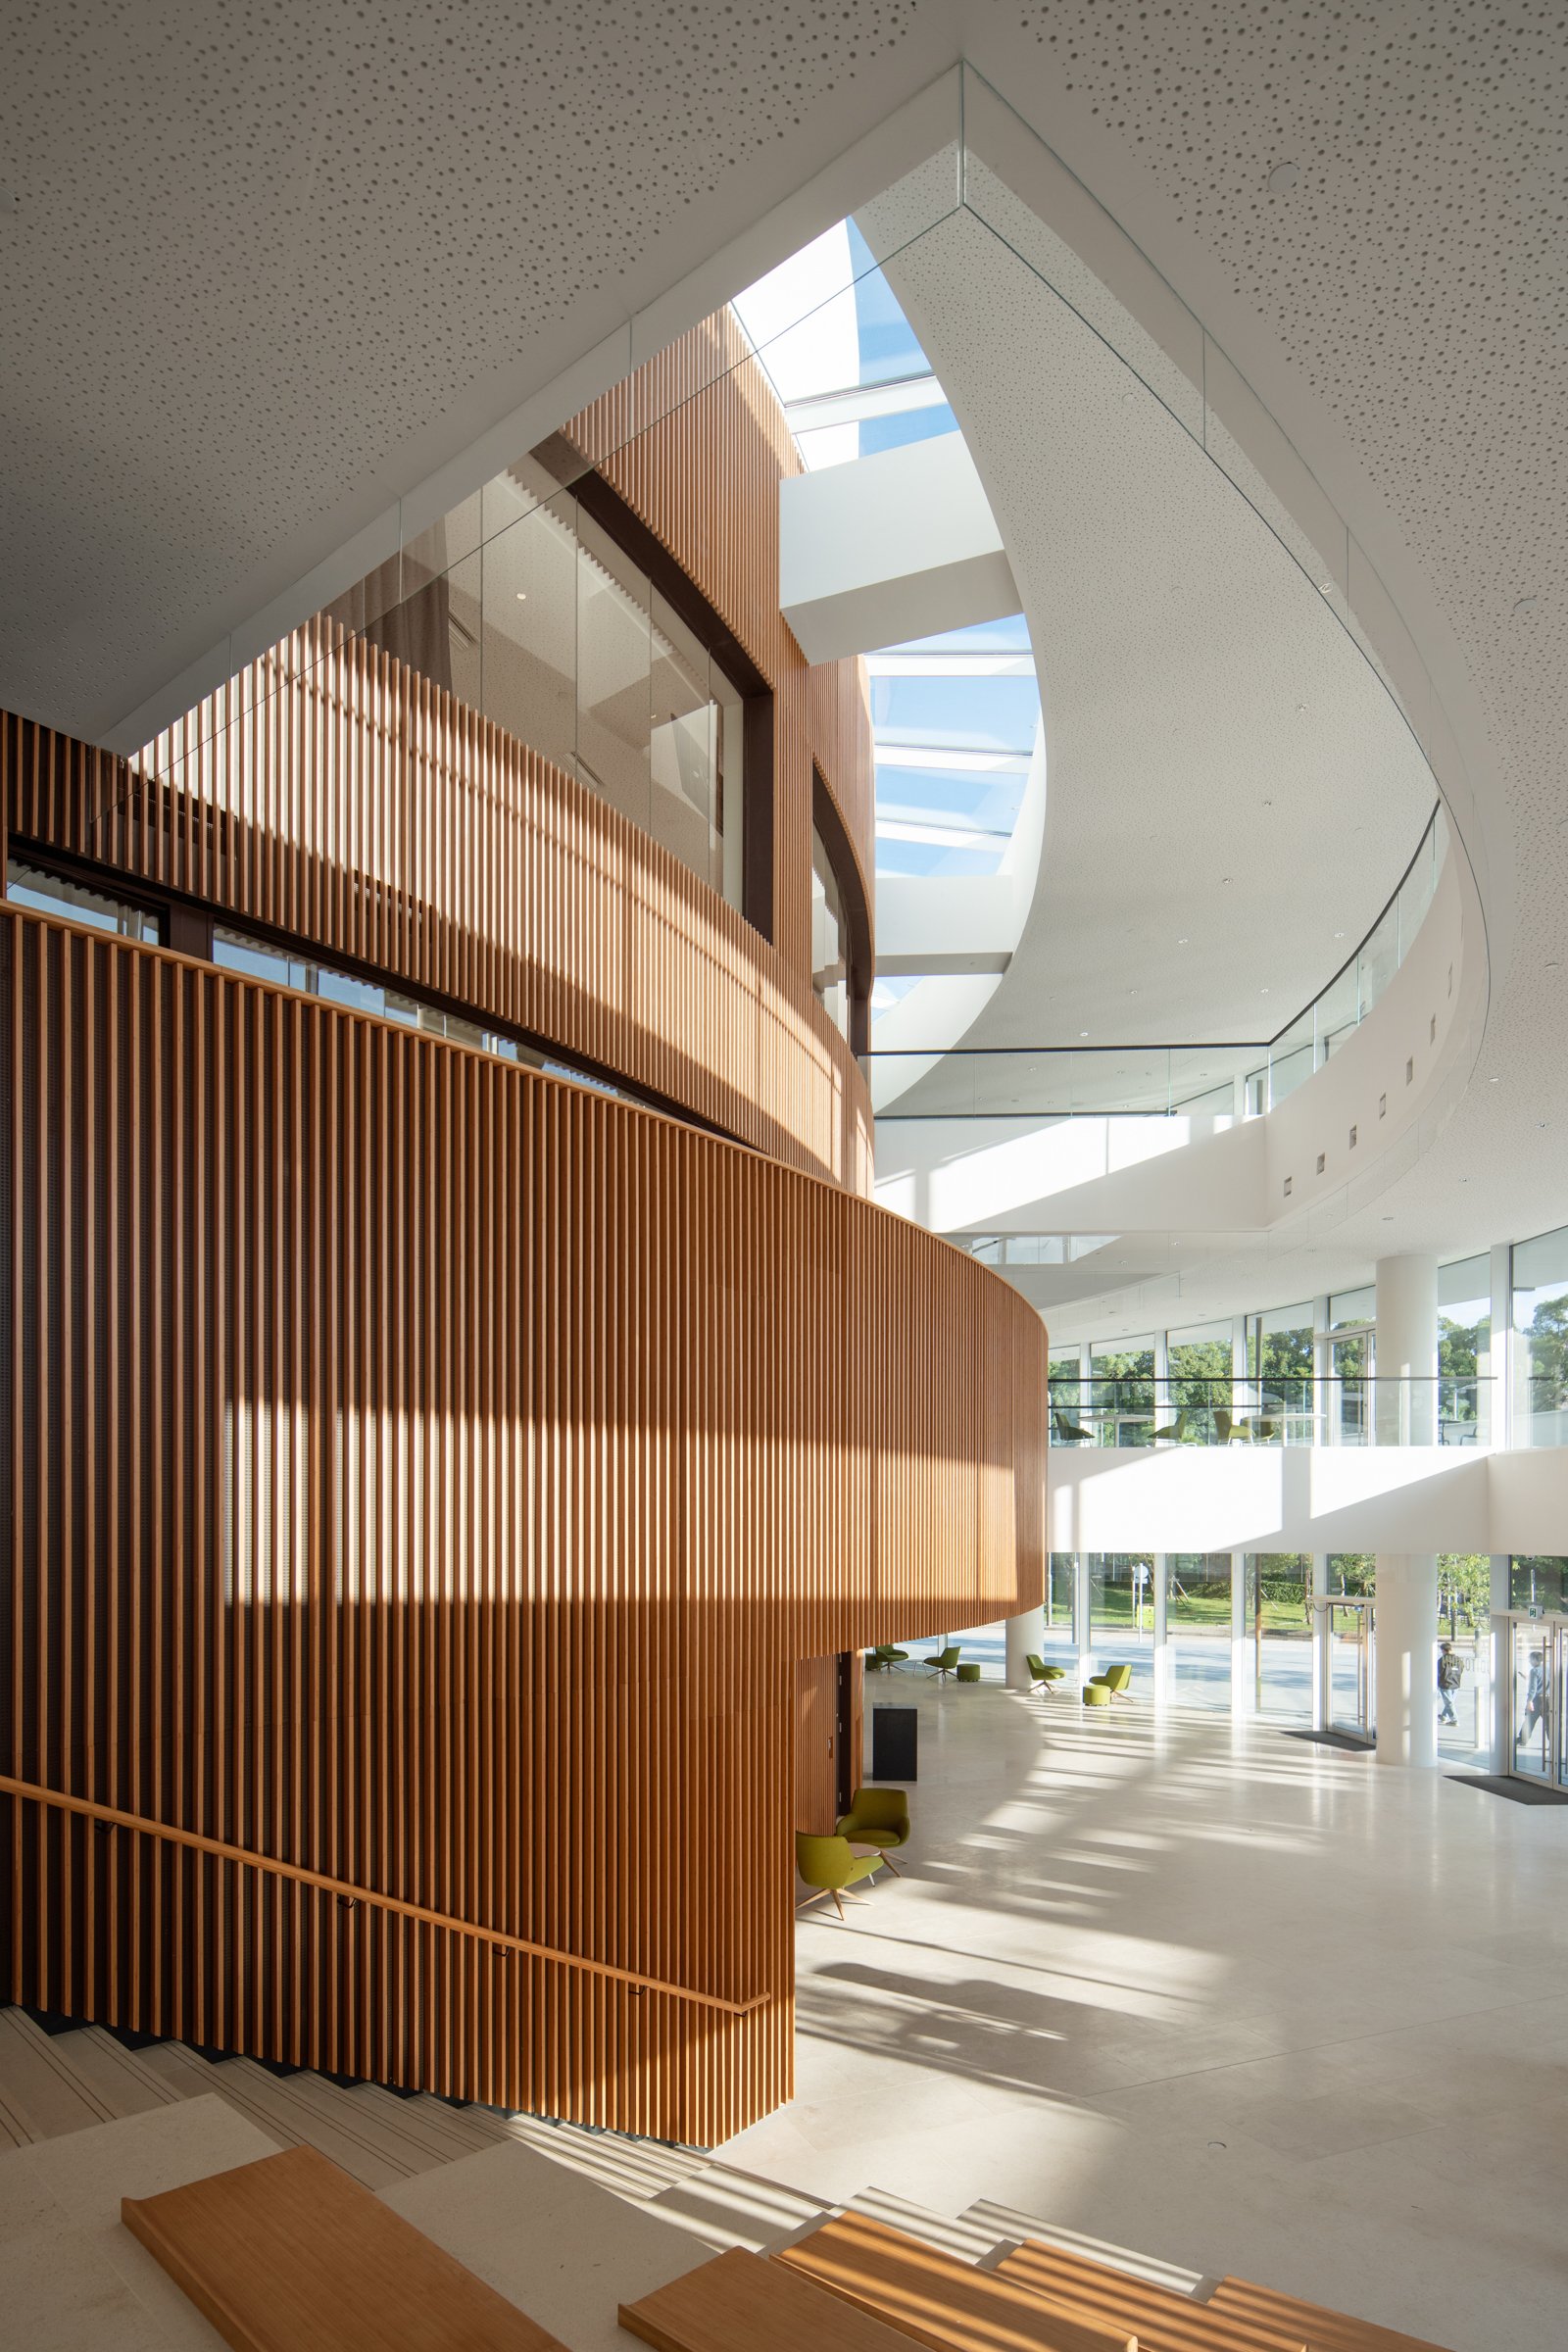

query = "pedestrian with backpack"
[1437, 1640, 1465, 1727]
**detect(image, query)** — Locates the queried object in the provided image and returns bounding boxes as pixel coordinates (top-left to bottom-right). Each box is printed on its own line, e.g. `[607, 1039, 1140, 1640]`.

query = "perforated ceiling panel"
[0, 0, 938, 733]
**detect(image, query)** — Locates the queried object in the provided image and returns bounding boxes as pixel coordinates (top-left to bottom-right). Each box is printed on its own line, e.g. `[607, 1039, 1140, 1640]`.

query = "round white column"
[1005, 1605, 1046, 1691]
[1375, 1253, 1438, 1444]
[1375, 1552, 1440, 1766]
[1375, 1256, 1440, 1763]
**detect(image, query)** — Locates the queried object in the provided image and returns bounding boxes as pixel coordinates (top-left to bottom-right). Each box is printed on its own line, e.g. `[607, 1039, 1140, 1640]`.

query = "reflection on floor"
[724, 1681, 1564, 2352]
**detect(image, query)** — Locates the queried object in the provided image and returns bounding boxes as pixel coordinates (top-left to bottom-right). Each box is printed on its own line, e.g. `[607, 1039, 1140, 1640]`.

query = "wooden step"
[620, 2244, 917, 2352]
[996, 2240, 1307, 2352]
[1210, 2276, 1456, 2352]
[775, 2210, 1136, 2352]
[122, 2140, 568, 2349]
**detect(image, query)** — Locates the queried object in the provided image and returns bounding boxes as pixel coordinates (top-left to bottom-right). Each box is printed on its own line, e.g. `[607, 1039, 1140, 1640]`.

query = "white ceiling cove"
[874, 201, 1433, 1047]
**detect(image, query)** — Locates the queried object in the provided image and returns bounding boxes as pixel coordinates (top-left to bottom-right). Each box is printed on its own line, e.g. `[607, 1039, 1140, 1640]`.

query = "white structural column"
[1375, 1255, 1440, 1765]
[1004, 1605, 1045, 1692]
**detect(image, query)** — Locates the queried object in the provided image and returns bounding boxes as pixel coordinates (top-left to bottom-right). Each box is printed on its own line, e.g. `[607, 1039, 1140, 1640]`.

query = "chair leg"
[831, 1889, 846, 1920]
[796, 1888, 832, 1915]
[878, 1853, 902, 1876]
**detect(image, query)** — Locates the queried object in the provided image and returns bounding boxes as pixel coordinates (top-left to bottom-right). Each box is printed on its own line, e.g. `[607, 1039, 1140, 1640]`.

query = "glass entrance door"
[1327, 1598, 1375, 1740]
[1510, 1620, 1555, 1781]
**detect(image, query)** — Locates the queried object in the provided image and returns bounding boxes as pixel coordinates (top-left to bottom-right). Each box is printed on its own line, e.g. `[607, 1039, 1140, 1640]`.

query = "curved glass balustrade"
[1049, 1373, 1488, 1449]
[867, 803, 1446, 1118]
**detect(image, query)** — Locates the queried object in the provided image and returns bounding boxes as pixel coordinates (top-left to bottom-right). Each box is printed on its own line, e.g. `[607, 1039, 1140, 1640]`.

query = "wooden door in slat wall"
[2, 908, 1048, 2145]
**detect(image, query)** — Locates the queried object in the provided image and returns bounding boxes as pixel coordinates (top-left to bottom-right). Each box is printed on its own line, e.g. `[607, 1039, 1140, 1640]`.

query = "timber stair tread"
[619, 2243, 917, 2352]
[995, 2240, 1307, 2352]
[122, 2140, 567, 2349]
[1211, 2276, 1458, 2352]
[774, 2209, 1137, 2352]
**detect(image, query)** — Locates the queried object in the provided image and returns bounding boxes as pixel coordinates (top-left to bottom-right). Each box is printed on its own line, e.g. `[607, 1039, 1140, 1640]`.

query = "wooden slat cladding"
[2, 687, 870, 1193]
[564, 311, 876, 963]
[1, 907, 1048, 2145]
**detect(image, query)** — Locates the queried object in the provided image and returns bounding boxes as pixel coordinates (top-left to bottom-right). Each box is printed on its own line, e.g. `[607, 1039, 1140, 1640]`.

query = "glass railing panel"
[1356, 898, 1400, 1021]
[1047, 1377, 1491, 1447]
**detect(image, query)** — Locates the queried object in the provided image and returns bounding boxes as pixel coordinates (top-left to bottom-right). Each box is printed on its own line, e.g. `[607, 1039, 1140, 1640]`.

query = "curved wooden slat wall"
[5, 308, 875, 1195]
[1, 906, 1047, 2144]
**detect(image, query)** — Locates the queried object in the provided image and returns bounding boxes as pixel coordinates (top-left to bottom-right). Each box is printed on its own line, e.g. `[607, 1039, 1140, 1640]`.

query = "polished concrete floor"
[724, 1679, 1565, 2352]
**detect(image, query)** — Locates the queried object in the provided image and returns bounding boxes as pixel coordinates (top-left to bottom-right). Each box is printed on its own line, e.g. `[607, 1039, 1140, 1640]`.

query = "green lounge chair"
[926, 1644, 962, 1682]
[1090, 1663, 1135, 1701]
[1024, 1652, 1067, 1697]
[795, 1832, 884, 1920]
[836, 1786, 910, 1876]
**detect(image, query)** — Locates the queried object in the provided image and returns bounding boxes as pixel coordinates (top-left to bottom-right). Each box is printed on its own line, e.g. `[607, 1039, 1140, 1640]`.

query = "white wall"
[1046, 1440, 1568, 1557]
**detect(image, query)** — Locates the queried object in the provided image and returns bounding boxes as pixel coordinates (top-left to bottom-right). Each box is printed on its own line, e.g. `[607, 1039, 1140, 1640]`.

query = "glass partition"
[1247, 1554, 1312, 1720]
[1044, 1552, 1077, 1650]
[1438, 1254, 1491, 1444]
[1165, 1554, 1233, 1710]
[1436, 1553, 1490, 1757]
[1089, 1340, 1154, 1445]
[1513, 1227, 1568, 1447]
[1088, 1553, 1155, 1694]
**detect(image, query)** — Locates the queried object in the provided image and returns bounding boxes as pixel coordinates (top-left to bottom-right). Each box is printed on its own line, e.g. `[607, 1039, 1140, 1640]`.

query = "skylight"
[734, 225, 1046, 1031]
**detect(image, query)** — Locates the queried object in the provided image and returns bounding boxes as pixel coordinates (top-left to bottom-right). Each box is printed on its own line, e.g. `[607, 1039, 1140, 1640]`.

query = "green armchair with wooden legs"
[835, 1786, 910, 1876]
[926, 1644, 962, 1682]
[795, 1832, 884, 1919]
[1025, 1652, 1068, 1696]
[1089, 1663, 1135, 1701]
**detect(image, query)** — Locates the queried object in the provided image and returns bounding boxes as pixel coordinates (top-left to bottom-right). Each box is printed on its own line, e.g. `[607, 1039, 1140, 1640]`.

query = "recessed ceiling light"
[1490, 1076, 1500, 1084]
[1268, 162, 1301, 192]
[0, 191, 18, 217]
[1548, 959, 1561, 970]
[1177, 936, 1190, 945]
[515, 591, 528, 601]
[1333, 931, 1346, 940]
[1319, 580, 1335, 595]
[1079, 1031, 1089, 1039]
[1514, 596, 1539, 615]
[1220, 876, 1234, 886]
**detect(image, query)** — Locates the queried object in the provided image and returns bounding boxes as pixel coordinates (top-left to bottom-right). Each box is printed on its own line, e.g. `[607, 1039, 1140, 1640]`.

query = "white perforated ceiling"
[4, 1, 1566, 1307]
[0, 0, 944, 736]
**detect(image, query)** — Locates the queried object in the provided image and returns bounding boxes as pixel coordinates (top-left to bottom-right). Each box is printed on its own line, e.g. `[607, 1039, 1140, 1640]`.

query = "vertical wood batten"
[1, 905, 1048, 2143]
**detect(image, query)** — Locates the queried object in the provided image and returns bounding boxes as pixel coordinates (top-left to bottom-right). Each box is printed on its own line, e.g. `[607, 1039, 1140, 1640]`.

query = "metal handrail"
[0, 1774, 766, 2017]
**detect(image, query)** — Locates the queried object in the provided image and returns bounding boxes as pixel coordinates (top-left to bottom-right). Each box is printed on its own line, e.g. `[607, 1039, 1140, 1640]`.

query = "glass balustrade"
[867, 805, 1446, 1119]
[1048, 1374, 1488, 1448]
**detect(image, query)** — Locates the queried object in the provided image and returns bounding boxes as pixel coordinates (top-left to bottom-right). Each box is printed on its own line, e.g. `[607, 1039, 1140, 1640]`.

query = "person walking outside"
[1437, 1639, 1465, 1728]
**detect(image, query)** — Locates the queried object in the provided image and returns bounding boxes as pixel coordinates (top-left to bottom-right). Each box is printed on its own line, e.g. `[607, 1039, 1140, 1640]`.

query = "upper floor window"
[466, 464, 752, 915]
[7, 858, 160, 944]
[1513, 1227, 1568, 1448]
[810, 822, 850, 1040]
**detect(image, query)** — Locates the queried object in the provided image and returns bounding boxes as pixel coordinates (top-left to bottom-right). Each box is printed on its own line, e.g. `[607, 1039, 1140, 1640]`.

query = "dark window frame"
[532, 433, 777, 944]
[810, 765, 873, 1056]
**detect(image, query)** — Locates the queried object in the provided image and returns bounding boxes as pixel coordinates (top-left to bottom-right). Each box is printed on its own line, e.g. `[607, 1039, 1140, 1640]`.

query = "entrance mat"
[1281, 1729, 1375, 1754]
[1448, 1772, 1568, 1805]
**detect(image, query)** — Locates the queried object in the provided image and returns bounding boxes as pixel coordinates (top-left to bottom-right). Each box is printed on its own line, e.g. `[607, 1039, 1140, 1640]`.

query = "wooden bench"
[619, 2245, 916, 2352]
[122, 2143, 567, 2349]
[995, 2240, 1307, 2352]
[1210, 2276, 1457, 2352]
[774, 2211, 1136, 2352]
